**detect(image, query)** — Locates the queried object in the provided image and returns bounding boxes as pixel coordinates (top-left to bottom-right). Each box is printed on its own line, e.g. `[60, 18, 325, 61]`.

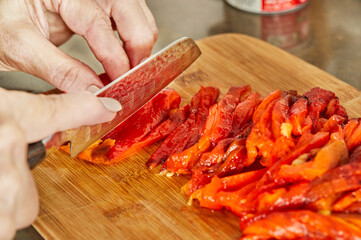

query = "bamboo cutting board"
[32, 34, 361, 240]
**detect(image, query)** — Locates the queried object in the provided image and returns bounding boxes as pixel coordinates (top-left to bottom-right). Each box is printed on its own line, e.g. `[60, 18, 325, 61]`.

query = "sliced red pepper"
[243, 131, 330, 205]
[182, 165, 216, 196]
[191, 86, 220, 109]
[72, 139, 115, 164]
[165, 86, 252, 174]
[344, 202, 361, 214]
[254, 183, 309, 213]
[288, 97, 309, 136]
[321, 115, 346, 136]
[333, 189, 361, 212]
[147, 87, 220, 169]
[344, 118, 361, 151]
[274, 139, 348, 182]
[105, 89, 181, 162]
[252, 90, 282, 124]
[269, 131, 330, 175]
[110, 104, 190, 164]
[231, 92, 262, 137]
[196, 137, 235, 168]
[98, 73, 112, 85]
[334, 214, 361, 228]
[247, 91, 296, 168]
[216, 139, 248, 177]
[240, 210, 361, 240]
[350, 144, 361, 163]
[305, 162, 361, 204]
[303, 87, 336, 131]
[189, 169, 266, 211]
[203, 86, 252, 144]
[326, 96, 348, 120]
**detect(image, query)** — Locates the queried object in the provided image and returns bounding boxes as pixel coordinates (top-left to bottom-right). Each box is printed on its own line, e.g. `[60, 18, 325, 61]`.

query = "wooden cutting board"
[32, 33, 361, 240]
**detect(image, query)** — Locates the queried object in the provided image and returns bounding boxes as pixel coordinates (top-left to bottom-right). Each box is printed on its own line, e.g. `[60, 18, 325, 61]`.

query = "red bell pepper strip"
[344, 118, 361, 151]
[184, 136, 249, 195]
[230, 92, 262, 137]
[165, 86, 252, 174]
[215, 138, 248, 177]
[247, 91, 297, 168]
[98, 73, 112, 85]
[274, 139, 348, 182]
[109, 104, 190, 165]
[74, 139, 115, 164]
[105, 89, 181, 162]
[197, 137, 238, 168]
[305, 161, 361, 204]
[203, 86, 251, 144]
[350, 144, 361, 163]
[147, 87, 220, 169]
[288, 97, 309, 136]
[243, 131, 330, 206]
[240, 210, 361, 240]
[182, 165, 217, 196]
[326, 96, 348, 120]
[303, 87, 336, 131]
[189, 169, 266, 210]
[334, 214, 361, 228]
[333, 189, 361, 212]
[343, 202, 361, 213]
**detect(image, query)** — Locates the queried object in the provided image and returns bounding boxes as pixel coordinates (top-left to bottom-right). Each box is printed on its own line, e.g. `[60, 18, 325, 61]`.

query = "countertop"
[10, 0, 361, 239]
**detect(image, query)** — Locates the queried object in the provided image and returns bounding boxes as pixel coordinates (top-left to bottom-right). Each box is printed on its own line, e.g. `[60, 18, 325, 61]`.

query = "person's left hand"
[0, 87, 122, 239]
[0, 0, 158, 92]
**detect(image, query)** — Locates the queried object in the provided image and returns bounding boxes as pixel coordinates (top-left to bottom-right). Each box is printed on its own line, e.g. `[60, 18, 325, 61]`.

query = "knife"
[27, 37, 201, 169]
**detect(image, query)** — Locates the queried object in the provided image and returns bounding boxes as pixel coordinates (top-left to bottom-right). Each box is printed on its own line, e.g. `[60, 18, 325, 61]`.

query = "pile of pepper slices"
[69, 73, 361, 239]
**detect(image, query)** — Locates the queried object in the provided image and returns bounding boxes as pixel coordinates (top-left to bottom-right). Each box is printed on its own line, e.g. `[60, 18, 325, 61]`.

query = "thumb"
[0, 24, 104, 92]
[0, 88, 122, 142]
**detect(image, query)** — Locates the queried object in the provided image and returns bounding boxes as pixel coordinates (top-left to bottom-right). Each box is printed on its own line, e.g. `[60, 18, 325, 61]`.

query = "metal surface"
[45, 37, 201, 157]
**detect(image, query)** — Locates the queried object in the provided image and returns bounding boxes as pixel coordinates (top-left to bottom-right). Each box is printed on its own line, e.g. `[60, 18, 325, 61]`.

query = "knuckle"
[128, 30, 155, 50]
[50, 61, 83, 92]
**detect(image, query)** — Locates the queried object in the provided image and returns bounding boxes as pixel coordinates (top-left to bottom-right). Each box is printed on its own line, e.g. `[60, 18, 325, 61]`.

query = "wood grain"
[32, 33, 361, 240]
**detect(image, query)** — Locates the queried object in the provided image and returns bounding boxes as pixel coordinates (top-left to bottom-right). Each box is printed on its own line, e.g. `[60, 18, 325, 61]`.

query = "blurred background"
[12, 0, 361, 239]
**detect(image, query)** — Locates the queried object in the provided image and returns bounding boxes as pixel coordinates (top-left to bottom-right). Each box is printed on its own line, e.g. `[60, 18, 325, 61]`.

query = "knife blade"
[27, 37, 201, 169]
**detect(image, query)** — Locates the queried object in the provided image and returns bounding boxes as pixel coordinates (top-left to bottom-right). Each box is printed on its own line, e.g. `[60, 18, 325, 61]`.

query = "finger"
[0, 121, 38, 230]
[45, 11, 73, 46]
[0, 88, 121, 142]
[0, 122, 22, 239]
[44, 0, 130, 80]
[111, 0, 157, 67]
[0, 25, 104, 92]
[137, 0, 158, 41]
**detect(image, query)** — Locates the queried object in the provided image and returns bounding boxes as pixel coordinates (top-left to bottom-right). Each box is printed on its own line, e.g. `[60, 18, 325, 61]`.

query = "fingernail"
[86, 85, 101, 94]
[99, 98, 122, 112]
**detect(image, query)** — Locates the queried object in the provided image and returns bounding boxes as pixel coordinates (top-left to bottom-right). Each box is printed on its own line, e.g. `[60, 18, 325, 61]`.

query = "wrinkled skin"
[0, 87, 120, 240]
[0, 0, 158, 92]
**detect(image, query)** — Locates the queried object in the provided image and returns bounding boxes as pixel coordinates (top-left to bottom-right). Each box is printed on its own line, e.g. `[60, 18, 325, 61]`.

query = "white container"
[225, 0, 309, 14]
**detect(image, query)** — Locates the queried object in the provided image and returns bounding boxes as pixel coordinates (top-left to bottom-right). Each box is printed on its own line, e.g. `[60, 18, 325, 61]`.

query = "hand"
[0, 120, 38, 240]
[0, 87, 121, 239]
[0, 0, 158, 92]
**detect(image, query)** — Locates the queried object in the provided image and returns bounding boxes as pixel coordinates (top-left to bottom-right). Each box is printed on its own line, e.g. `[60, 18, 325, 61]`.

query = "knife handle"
[27, 141, 46, 169]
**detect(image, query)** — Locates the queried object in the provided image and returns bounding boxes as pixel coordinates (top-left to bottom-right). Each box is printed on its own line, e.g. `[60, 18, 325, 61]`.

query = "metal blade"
[45, 37, 201, 157]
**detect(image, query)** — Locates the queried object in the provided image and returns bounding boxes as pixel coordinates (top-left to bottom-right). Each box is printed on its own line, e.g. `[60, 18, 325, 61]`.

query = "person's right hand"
[0, 0, 158, 92]
[0, 87, 121, 239]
